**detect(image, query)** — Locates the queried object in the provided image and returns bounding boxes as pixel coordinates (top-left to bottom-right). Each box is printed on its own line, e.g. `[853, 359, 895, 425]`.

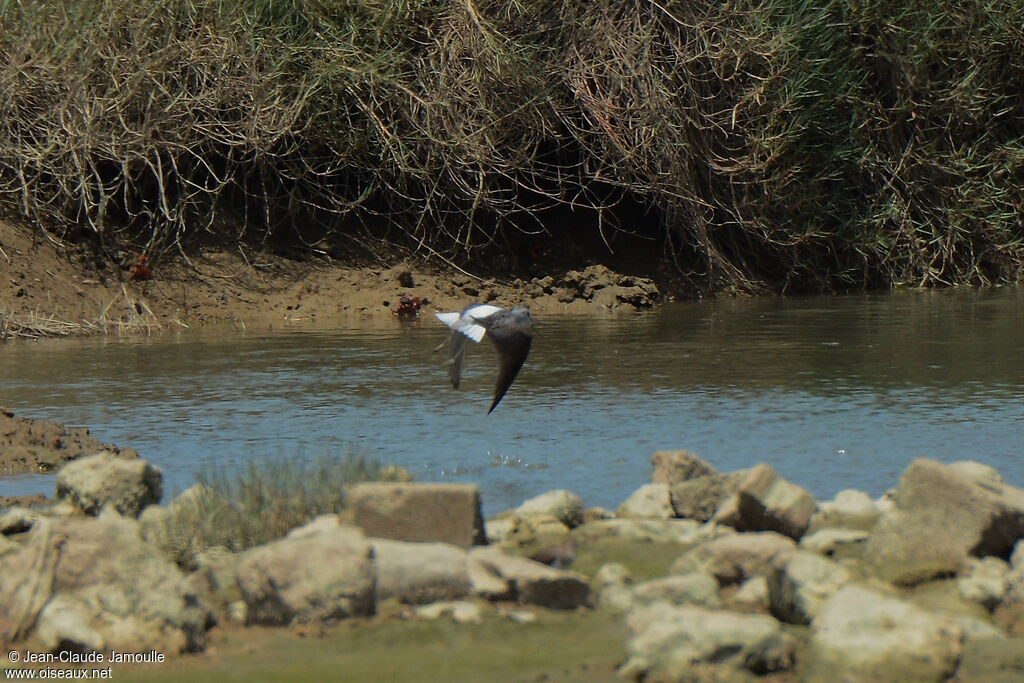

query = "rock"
[55, 450, 163, 517]
[0, 512, 208, 653]
[593, 563, 635, 613]
[767, 550, 855, 624]
[0, 506, 39, 535]
[528, 538, 578, 569]
[616, 483, 673, 519]
[467, 555, 515, 602]
[235, 523, 374, 624]
[806, 489, 879, 534]
[731, 576, 770, 610]
[483, 515, 524, 544]
[631, 573, 722, 608]
[651, 449, 717, 485]
[514, 489, 584, 528]
[371, 539, 471, 605]
[186, 546, 242, 611]
[592, 562, 633, 594]
[620, 603, 796, 680]
[713, 464, 817, 540]
[948, 460, 1004, 485]
[957, 635, 1024, 682]
[799, 528, 870, 559]
[345, 482, 485, 548]
[670, 532, 797, 586]
[571, 518, 703, 545]
[468, 547, 589, 609]
[669, 470, 749, 522]
[415, 600, 484, 623]
[804, 585, 962, 682]
[0, 535, 18, 557]
[957, 556, 1010, 611]
[863, 458, 1024, 584]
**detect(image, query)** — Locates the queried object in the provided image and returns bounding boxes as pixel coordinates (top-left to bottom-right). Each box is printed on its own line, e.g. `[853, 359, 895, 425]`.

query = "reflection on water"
[1, 287, 1023, 515]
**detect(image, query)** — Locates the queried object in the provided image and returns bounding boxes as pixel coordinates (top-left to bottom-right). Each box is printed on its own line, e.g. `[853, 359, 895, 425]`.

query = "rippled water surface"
[2, 287, 1024, 515]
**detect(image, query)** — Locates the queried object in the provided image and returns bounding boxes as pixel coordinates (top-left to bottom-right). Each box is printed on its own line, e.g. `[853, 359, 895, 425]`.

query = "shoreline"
[4, 448, 1024, 681]
[0, 219, 663, 343]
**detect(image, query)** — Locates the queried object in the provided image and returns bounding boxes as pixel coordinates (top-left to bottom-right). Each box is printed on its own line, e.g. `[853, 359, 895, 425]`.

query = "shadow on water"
[1, 287, 1023, 515]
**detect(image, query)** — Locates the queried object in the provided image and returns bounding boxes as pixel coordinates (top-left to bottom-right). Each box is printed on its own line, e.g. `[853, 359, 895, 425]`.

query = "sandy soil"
[0, 218, 640, 338]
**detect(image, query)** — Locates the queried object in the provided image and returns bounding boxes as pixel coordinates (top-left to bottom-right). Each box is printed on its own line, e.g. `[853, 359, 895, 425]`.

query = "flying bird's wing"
[484, 311, 534, 414]
[436, 304, 534, 412]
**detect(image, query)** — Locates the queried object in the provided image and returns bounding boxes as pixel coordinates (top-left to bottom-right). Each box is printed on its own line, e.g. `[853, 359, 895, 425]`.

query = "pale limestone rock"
[670, 531, 797, 586]
[806, 489, 879, 534]
[616, 483, 674, 520]
[235, 524, 374, 624]
[804, 585, 962, 682]
[620, 603, 796, 680]
[767, 549, 855, 624]
[863, 458, 1024, 584]
[631, 573, 721, 608]
[713, 463, 817, 540]
[514, 489, 584, 528]
[957, 556, 1010, 610]
[650, 449, 716, 485]
[371, 538, 471, 605]
[0, 512, 208, 653]
[415, 600, 484, 623]
[468, 546, 589, 609]
[55, 451, 163, 517]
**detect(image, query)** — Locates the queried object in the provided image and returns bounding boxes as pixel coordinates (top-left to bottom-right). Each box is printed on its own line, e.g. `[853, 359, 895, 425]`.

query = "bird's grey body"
[435, 304, 536, 413]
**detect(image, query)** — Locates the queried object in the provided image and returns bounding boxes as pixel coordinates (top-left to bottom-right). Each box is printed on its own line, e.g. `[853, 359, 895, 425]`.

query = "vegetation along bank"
[1, 0, 1022, 308]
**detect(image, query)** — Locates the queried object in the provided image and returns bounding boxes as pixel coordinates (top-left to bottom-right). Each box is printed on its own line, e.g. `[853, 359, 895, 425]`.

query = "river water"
[1, 287, 1023, 516]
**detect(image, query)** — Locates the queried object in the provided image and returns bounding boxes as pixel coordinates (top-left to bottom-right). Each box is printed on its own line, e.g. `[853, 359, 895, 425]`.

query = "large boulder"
[371, 539, 471, 605]
[0, 511, 208, 653]
[619, 603, 796, 680]
[767, 549, 856, 624]
[863, 458, 1024, 584]
[713, 463, 818, 540]
[804, 585, 963, 682]
[345, 482, 485, 547]
[55, 450, 163, 517]
[670, 531, 797, 586]
[235, 521, 375, 624]
[468, 547, 589, 609]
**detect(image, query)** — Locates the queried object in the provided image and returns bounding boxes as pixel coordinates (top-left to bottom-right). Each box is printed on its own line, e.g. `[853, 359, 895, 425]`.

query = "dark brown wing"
[487, 331, 532, 414]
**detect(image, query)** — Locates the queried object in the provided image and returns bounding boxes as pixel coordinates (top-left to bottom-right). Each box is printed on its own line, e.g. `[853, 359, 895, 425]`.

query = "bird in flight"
[435, 304, 536, 413]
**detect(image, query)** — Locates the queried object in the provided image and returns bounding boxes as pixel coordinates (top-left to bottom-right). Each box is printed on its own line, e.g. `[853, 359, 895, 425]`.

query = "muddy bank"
[0, 407, 124, 479]
[0, 220, 661, 340]
[4, 445, 1024, 681]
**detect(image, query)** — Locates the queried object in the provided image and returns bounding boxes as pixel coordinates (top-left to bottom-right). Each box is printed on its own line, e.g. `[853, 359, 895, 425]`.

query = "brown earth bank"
[0, 219, 665, 340]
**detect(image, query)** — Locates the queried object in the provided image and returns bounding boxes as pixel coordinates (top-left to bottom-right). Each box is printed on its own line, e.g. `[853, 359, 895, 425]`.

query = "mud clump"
[518, 265, 660, 310]
[0, 407, 122, 476]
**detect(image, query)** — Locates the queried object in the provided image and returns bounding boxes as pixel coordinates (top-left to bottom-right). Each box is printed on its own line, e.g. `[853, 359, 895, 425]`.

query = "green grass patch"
[150, 452, 404, 567]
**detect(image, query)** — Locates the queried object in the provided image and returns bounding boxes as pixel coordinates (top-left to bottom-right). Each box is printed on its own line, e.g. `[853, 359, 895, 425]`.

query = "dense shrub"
[0, 0, 1022, 292]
